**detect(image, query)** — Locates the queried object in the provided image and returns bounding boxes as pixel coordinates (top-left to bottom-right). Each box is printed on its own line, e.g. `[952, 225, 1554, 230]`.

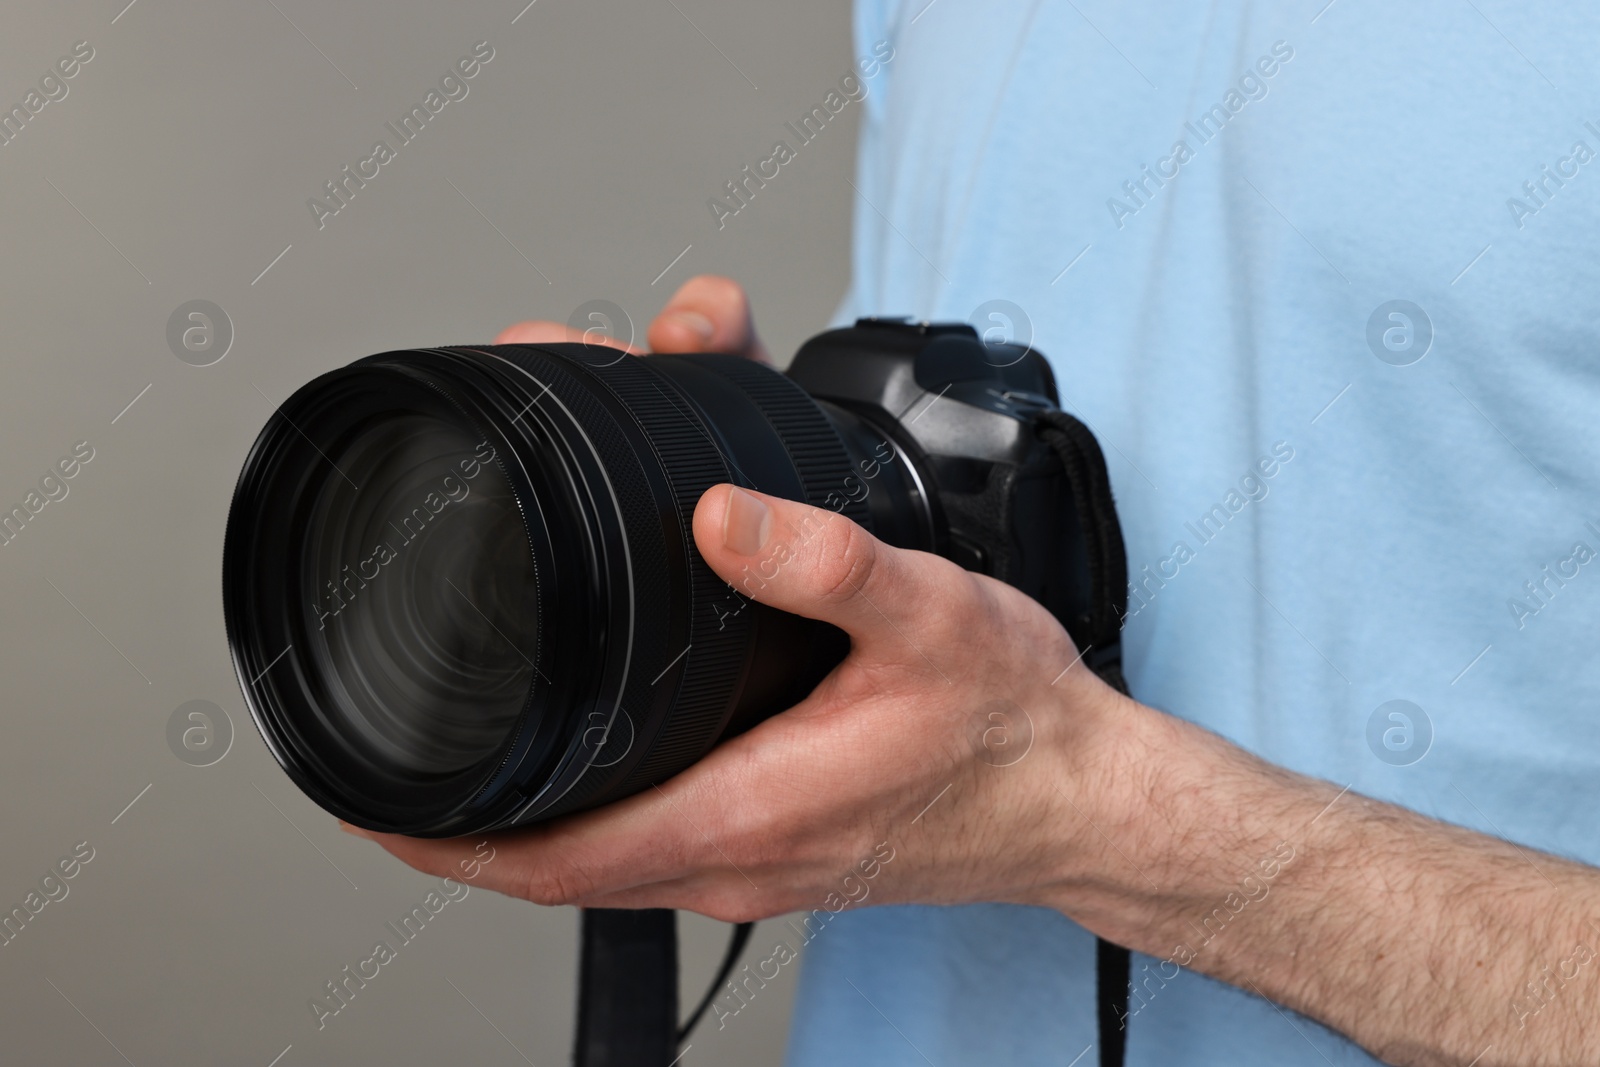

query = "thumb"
[692, 484, 956, 656]
[648, 275, 771, 362]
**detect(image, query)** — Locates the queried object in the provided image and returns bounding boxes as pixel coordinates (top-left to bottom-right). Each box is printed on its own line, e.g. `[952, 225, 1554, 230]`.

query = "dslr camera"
[223, 318, 1126, 836]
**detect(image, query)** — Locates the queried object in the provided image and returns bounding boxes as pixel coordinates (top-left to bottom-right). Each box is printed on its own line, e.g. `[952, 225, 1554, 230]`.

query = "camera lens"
[301, 413, 537, 779]
[224, 344, 935, 837]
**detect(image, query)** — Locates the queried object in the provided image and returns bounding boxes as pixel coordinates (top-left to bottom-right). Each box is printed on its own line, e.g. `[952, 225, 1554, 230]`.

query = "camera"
[222, 318, 1125, 837]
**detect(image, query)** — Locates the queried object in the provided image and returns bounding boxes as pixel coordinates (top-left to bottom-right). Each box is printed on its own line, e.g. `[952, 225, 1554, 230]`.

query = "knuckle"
[810, 517, 877, 605]
[523, 864, 591, 907]
[691, 273, 748, 310]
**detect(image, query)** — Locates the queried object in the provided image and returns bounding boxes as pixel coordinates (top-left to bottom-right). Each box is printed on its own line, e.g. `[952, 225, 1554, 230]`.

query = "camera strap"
[575, 909, 754, 1066]
[576, 410, 1132, 1067]
[1035, 408, 1132, 1067]
[574, 909, 677, 1067]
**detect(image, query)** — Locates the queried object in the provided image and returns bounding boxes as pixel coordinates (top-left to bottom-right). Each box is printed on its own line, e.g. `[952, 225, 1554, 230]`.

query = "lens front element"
[302, 413, 538, 780]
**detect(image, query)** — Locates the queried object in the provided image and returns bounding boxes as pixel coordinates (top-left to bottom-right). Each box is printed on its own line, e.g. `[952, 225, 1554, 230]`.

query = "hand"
[342, 485, 1139, 923]
[494, 274, 771, 363]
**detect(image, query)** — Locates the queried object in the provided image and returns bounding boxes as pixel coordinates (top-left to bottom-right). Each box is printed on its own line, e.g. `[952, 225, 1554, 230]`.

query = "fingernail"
[665, 310, 714, 343]
[723, 487, 771, 555]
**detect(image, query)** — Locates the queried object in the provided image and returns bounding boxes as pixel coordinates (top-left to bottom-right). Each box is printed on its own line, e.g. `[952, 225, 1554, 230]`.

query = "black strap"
[1036, 410, 1132, 1067]
[574, 909, 678, 1067]
[576, 910, 754, 1066]
[678, 921, 755, 1043]
[1096, 935, 1131, 1067]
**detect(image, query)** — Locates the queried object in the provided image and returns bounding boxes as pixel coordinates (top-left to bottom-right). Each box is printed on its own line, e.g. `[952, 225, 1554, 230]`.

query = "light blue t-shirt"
[786, 2, 1600, 1064]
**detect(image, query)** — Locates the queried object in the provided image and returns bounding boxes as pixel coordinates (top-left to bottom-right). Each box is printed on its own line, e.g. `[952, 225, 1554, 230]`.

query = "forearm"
[1046, 698, 1600, 1066]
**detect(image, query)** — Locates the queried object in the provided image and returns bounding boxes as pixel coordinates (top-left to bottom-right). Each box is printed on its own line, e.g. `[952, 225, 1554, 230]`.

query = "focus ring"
[687, 354, 873, 531]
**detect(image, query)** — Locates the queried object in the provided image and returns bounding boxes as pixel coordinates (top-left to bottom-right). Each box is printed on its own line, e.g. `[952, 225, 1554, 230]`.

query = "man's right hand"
[494, 274, 771, 364]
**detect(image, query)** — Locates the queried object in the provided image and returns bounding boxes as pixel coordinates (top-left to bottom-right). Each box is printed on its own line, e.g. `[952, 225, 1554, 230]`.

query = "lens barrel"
[223, 344, 934, 836]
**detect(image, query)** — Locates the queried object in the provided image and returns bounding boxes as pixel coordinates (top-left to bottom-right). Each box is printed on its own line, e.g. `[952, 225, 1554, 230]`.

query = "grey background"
[0, 0, 862, 1062]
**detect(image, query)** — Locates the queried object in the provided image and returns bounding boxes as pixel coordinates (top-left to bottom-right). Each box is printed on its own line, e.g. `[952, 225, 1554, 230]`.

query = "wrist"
[1029, 684, 1318, 955]
[1019, 672, 1173, 925]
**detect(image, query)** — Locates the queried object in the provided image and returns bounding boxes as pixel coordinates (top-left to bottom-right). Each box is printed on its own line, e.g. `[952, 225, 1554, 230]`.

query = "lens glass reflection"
[300, 414, 537, 779]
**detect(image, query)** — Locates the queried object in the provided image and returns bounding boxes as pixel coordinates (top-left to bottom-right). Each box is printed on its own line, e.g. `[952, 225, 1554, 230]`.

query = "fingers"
[692, 484, 968, 658]
[338, 823, 516, 890]
[342, 814, 790, 922]
[338, 784, 722, 908]
[493, 275, 766, 361]
[493, 319, 644, 353]
[647, 275, 771, 362]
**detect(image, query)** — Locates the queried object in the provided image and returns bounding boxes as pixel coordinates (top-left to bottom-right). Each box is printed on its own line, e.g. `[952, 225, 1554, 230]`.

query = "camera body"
[788, 318, 1098, 655]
